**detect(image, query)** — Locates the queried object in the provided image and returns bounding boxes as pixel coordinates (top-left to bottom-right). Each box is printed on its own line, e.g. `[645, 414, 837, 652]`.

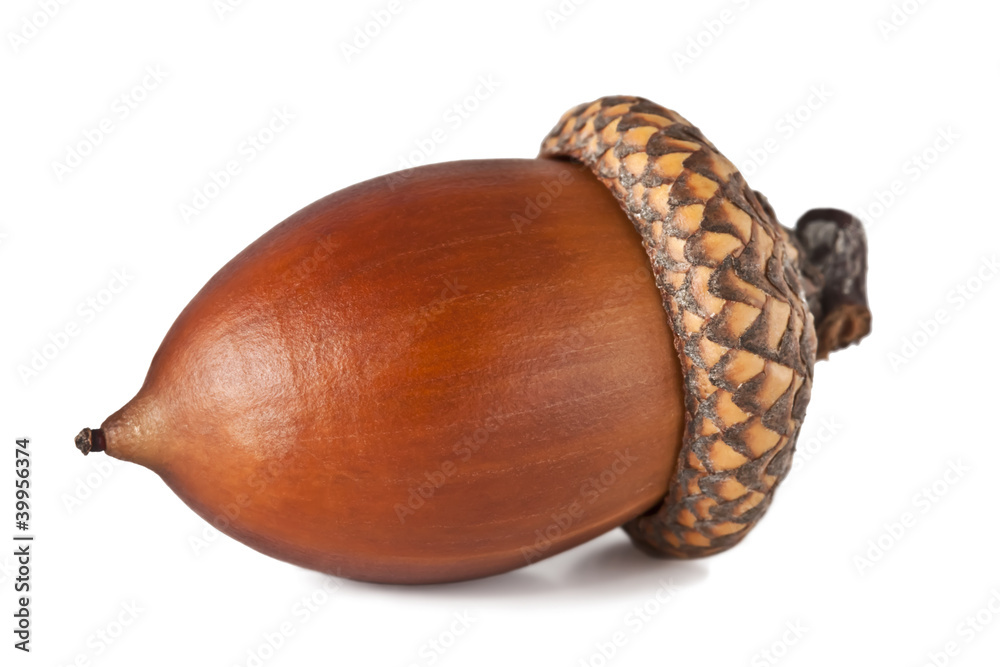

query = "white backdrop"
[3, 1, 999, 665]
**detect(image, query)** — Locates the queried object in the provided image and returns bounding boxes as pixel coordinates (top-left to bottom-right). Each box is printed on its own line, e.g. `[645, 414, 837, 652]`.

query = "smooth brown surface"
[100, 158, 686, 584]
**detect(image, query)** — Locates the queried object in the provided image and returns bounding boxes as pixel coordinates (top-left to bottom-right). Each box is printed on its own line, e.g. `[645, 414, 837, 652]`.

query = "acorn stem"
[793, 209, 872, 360]
[751, 193, 872, 360]
[75, 428, 106, 456]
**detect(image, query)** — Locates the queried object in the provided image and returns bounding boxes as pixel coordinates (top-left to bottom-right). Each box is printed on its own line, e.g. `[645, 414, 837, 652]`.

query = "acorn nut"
[75, 96, 871, 584]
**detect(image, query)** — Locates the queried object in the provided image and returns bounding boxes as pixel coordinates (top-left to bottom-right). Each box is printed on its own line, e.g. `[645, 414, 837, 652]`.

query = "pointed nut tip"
[75, 428, 93, 455]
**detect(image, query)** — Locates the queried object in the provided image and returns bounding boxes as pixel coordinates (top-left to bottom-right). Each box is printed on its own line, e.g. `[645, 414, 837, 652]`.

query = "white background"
[3, 0, 999, 665]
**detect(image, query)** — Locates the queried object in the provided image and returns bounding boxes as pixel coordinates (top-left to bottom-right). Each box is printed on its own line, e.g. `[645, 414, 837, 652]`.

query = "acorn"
[75, 96, 871, 584]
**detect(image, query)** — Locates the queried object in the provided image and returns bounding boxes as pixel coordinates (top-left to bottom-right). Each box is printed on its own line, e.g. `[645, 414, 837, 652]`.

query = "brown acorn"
[75, 97, 871, 584]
